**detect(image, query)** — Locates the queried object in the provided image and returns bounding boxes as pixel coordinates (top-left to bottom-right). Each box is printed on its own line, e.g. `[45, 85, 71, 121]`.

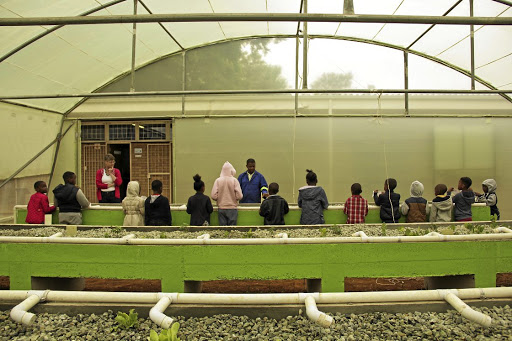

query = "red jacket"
[96, 168, 122, 201]
[26, 192, 56, 224]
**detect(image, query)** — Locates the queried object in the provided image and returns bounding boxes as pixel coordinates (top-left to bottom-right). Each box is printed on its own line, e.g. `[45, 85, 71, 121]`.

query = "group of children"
[344, 176, 499, 224]
[26, 167, 500, 227]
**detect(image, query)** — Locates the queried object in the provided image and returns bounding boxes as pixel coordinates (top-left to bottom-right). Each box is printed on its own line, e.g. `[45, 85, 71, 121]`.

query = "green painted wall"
[15, 205, 490, 226]
[1, 240, 510, 292]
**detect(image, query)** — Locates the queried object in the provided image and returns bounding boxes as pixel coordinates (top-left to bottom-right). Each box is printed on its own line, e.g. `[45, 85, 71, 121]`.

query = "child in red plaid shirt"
[343, 183, 368, 224]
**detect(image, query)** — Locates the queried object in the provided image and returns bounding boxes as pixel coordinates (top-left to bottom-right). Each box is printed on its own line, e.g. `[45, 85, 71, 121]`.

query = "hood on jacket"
[220, 161, 236, 177]
[459, 190, 476, 203]
[482, 179, 497, 193]
[433, 196, 452, 211]
[410, 181, 424, 197]
[298, 186, 324, 200]
[126, 181, 140, 197]
[53, 183, 77, 202]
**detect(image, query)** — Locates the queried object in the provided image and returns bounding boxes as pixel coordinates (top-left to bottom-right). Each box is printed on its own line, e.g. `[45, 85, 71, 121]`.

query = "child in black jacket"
[259, 182, 289, 225]
[186, 174, 213, 226]
[373, 178, 401, 223]
[145, 180, 172, 226]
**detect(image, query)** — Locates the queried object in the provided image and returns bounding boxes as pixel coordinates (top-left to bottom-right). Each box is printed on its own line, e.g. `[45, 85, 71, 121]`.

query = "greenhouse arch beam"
[0, 13, 511, 27]
[0, 0, 127, 64]
[87, 34, 511, 104]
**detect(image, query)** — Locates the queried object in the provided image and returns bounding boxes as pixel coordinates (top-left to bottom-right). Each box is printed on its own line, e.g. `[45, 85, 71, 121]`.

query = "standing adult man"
[238, 158, 269, 203]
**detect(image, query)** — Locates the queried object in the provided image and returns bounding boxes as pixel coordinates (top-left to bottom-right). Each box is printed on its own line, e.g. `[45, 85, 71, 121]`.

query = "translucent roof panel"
[0, 0, 510, 113]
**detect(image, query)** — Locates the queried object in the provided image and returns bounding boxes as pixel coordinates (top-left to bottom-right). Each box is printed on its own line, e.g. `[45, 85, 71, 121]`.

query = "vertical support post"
[302, 0, 308, 89]
[130, 0, 138, 92]
[295, 36, 299, 114]
[470, 0, 475, 90]
[404, 51, 409, 117]
[182, 51, 186, 116]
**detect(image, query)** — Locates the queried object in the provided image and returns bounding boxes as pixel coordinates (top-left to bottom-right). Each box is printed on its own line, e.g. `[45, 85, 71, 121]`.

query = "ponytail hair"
[306, 169, 318, 184]
[193, 174, 205, 191]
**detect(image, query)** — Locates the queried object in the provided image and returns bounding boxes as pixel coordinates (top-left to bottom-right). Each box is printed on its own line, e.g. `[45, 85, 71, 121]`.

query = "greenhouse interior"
[1, 0, 512, 339]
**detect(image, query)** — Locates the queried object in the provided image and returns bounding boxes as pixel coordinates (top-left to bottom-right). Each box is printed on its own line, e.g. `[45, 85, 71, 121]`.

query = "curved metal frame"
[89, 34, 512, 104]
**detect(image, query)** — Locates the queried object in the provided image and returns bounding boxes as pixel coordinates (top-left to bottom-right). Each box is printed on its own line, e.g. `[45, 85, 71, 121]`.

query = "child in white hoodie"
[474, 179, 500, 220]
[122, 181, 145, 226]
[211, 161, 243, 226]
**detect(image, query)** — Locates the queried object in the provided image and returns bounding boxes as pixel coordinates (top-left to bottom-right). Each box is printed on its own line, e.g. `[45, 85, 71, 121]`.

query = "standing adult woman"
[96, 153, 122, 203]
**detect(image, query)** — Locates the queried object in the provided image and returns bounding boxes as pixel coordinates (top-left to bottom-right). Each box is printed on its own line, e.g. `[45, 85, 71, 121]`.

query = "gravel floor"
[1, 306, 511, 340]
[0, 224, 498, 239]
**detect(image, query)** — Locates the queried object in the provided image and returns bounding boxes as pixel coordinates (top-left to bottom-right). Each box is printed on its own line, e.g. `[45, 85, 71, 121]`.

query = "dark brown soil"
[497, 273, 512, 287]
[84, 278, 161, 292]
[0, 276, 9, 290]
[344, 277, 426, 292]
[201, 280, 308, 293]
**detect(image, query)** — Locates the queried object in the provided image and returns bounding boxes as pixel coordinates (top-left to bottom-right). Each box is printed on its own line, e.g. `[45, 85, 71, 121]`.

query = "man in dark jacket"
[53, 171, 90, 225]
[238, 158, 269, 203]
[259, 183, 289, 225]
[373, 178, 401, 223]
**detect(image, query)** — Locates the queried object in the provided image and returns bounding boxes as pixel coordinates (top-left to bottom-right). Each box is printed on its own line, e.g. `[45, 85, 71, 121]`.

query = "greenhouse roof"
[0, 0, 511, 113]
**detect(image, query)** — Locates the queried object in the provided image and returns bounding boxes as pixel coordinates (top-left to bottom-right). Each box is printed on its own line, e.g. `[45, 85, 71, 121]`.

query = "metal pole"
[130, 0, 138, 92]
[0, 89, 511, 100]
[302, 0, 308, 89]
[0, 0, 126, 64]
[182, 51, 186, 116]
[406, 0, 463, 50]
[404, 51, 409, 116]
[48, 121, 77, 190]
[1, 139, 58, 190]
[470, 0, 476, 90]
[0, 14, 510, 26]
[295, 36, 299, 114]
[343, 0, 354, 15]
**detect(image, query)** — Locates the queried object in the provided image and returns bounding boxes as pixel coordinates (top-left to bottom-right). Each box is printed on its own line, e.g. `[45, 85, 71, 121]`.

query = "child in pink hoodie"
[211, 161, 243, 225]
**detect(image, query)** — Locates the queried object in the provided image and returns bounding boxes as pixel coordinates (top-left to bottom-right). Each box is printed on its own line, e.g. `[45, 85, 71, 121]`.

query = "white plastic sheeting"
[0, 0, 510, 112]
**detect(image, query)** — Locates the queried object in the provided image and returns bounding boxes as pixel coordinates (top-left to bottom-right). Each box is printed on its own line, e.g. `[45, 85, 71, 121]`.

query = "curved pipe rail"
[149, 296, 174, 328]
[2, 288, 511, 328]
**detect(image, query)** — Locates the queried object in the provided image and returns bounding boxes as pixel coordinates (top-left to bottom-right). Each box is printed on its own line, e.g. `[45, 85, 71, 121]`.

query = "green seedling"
[245, 228, 254, 239]
[464, 222, 474, 234]
[114, 309, 139, 330]
[160, 232, 167, 239]
[112, 226, 124, 235]
[490, 215, 498, 229]
[223, 230, 231, 238]
[398, 226, 405, 234]
[404, 228, 412, 236]
[429, 224, 438, 232]
[331, 225, 342, 235]
[149, 323, 181, 341]
[319, 228, 327, 237]
[476, 225, 485, 234]
[381, 223, 387, 236]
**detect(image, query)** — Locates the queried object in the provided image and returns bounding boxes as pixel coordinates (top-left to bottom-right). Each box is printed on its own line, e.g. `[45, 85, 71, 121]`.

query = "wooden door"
[147, 143, 172, 201]
[81, 143, 106, 203]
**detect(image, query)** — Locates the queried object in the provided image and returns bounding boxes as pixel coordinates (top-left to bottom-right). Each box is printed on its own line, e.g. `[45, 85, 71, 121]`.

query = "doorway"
[108, 144, 130, 200]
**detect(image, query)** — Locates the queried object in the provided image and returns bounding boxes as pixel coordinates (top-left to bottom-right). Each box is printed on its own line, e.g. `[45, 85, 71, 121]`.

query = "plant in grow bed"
[331, 225, 342, 235]
[245, 228, 254, 238]
[319, 228, 327, 237]
[149, 323, 181, 341]
[490, 215, 498, 229]
[114, 309, 139, 330]
[381, 223, 387, 236]
[160, 232, 167, 239]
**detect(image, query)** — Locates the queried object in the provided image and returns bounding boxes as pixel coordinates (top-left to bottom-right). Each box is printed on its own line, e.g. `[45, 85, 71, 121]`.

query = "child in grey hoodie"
[400, 181, 429, 223]
[474, 179, 500, 220]
[298, 169, 329, 225]
[430, 184, 453, 222]
[449, 177, 475, 222]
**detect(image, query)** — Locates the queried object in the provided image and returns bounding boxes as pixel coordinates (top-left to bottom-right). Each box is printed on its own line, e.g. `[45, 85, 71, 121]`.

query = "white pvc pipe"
[1, 232, 512, 246]
[9, 294, 40, 326]
[305, 296, 334, 327]
[275, 233, 288, 239]
[494, 226, 512, 234]
[2, 287, 511, 305]
[49, 232, 63, 238]
[444, 292, 492, 327]
[197, 234, 210, 240]
[352, 231, 369, 242]
[149, 296, 174, 328]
